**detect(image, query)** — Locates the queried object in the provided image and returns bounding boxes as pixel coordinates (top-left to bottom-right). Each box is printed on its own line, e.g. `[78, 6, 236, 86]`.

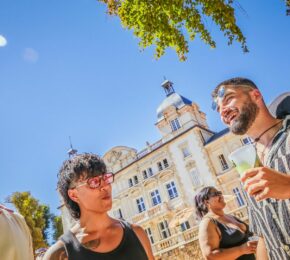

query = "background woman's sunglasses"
[208, 191, 223, 198]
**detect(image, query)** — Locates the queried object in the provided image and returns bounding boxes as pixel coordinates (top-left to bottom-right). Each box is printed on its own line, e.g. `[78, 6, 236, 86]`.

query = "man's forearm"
[256, 237, 268, 260]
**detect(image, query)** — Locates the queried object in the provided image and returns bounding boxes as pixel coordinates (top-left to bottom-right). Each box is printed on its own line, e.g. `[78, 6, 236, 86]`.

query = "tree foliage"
[99, 0, 248, 60]
[42, 204, 53, 242]
[8, 192, 51, 250]
[51, 215, 64, 242]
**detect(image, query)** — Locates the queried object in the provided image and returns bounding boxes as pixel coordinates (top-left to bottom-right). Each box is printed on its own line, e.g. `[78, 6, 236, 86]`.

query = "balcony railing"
[131, 203, 169, 224]
[152, 226, 199, 254]
[132, 211, 146, 223]
[137, 148, 148, 159]
[182, 227, 199, 241]
[136, 140, 164, 159]
[151, 140, 163, 150]
[148, 203, 163, 218]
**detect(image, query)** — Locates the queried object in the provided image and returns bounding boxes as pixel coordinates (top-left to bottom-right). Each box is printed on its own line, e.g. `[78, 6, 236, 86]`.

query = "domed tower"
[156, 80, 209, 140]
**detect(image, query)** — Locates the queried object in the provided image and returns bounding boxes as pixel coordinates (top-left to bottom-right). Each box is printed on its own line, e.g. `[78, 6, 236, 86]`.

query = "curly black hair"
[194, 186, 216, 220]
[212, 77, 258, 98]
[57, 153, 107, 219]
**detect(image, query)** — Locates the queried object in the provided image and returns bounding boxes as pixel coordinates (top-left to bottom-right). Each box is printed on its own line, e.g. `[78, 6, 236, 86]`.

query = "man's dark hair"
[194, 186, 215, 220]
[212, 77, 258, 98]
[57, 153, 107, 219]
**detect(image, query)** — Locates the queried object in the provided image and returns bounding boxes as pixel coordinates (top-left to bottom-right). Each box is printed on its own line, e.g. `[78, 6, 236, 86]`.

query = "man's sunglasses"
[208, 191, 223, 198]
[71, 173, 114, 189]
[211, 84, 256, 111]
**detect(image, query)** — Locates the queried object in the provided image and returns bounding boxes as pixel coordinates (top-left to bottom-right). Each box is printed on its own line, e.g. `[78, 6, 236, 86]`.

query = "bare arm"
[199, 218, 257, 260]
[132, 224, 155, 260]
[256, 237, 268, 260]
[43, 241, 68, 260]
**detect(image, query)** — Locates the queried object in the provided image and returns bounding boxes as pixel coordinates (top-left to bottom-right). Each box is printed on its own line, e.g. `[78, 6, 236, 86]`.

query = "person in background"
[212, 77, 290, 259]
[268, 92, 290, 119]
[0, 204, 34, 260]
[44, 153, 154, 260]
[195, 186, 257, 260]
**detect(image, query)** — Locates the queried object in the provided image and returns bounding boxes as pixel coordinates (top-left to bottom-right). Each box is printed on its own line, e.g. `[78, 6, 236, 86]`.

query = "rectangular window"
[142, 170, 148, 180]
[242, 137, 252, 145]
[118, 209, 123, 219]
[158, 220, 171, 239]
[113, 208, 123, 219]
[150, 189, 162, 206]
[182, 147, 191, 158]
[233, 187, 245, 206]
[180, 221, 190, 232]
[148, 167, 153, 176]
[166, 181, 178, 199]
[133, 175, 139, 185]
[218, 154, 229, 171]
[199, 130, 205, 144]
[163, 158, 169, 168]
[136, 197, 146, 213]
[128, 178, 133, 187]
[157, 162, 163, 171]
[170, 118, 181, 132]
[145, 227, 154, 244]
[191, 168, 202, 187]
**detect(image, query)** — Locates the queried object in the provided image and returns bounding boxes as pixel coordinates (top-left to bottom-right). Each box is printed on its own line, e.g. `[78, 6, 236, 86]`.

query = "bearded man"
[212, 78, 290, 260]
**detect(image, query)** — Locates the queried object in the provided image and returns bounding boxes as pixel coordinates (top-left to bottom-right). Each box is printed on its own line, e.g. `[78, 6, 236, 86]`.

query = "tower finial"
[67, 136, 78, 157]
[161, 79, 175, 96]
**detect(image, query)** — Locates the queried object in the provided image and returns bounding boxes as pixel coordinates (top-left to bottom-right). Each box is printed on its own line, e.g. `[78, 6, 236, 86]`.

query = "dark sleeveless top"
[211, 216, 255, 260]
[60, 222, 148, 260]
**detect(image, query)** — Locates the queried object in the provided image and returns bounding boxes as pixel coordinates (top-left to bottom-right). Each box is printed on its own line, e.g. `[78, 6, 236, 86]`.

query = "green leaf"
[98, 0, 247, 60]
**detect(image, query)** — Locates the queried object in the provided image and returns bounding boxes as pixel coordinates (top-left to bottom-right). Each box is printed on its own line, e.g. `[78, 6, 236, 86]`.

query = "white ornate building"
[101, 80, 249, 259]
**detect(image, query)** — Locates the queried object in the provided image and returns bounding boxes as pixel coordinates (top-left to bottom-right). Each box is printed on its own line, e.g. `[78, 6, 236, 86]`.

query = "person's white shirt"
[0, 205, 34, 260]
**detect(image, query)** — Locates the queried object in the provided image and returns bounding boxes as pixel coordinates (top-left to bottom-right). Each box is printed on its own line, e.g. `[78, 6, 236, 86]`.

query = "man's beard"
[230, 100, 259, 135]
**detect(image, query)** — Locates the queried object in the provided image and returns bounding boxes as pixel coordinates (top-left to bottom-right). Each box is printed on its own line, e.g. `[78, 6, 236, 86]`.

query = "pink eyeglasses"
[71, 173, 114, 189]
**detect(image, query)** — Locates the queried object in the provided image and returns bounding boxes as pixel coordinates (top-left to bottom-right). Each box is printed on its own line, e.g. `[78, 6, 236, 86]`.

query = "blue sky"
[0, 0, 289, 217]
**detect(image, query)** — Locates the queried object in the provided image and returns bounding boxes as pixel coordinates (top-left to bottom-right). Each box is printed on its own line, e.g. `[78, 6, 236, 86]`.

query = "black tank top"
[60, 222, 148, 260]
[211, 216, 255, 260]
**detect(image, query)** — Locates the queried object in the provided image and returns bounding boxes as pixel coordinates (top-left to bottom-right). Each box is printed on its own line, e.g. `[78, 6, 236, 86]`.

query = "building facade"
[101, 80, 249, 259]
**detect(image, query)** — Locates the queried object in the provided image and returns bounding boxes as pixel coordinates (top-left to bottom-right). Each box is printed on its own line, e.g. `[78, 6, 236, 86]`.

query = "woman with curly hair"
[44, 153, 154, 260]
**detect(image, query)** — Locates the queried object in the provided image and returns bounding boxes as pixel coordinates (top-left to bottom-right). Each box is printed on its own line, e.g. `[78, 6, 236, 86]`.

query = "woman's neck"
[78, 212, 114, 233]
[207, 209, 225, 217]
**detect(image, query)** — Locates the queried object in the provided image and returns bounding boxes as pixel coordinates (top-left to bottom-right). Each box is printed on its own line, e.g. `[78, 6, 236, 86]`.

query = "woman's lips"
[101, 195, 111, 200]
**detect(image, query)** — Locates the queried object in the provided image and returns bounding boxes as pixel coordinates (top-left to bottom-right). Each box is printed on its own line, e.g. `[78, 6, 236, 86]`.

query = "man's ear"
[251, 89, 263, 102]
[68, 189, 79, 203]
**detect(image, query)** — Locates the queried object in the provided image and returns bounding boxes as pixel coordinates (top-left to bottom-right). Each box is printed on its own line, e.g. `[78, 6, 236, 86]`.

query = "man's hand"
[241, 167, 290, 201]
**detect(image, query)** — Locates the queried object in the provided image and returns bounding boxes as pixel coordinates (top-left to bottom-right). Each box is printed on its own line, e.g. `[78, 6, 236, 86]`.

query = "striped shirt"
[246, 115, 290, 260]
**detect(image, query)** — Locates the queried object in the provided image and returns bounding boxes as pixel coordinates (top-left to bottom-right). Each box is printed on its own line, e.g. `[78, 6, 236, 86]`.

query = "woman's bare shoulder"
[199, 216, 216, 227]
